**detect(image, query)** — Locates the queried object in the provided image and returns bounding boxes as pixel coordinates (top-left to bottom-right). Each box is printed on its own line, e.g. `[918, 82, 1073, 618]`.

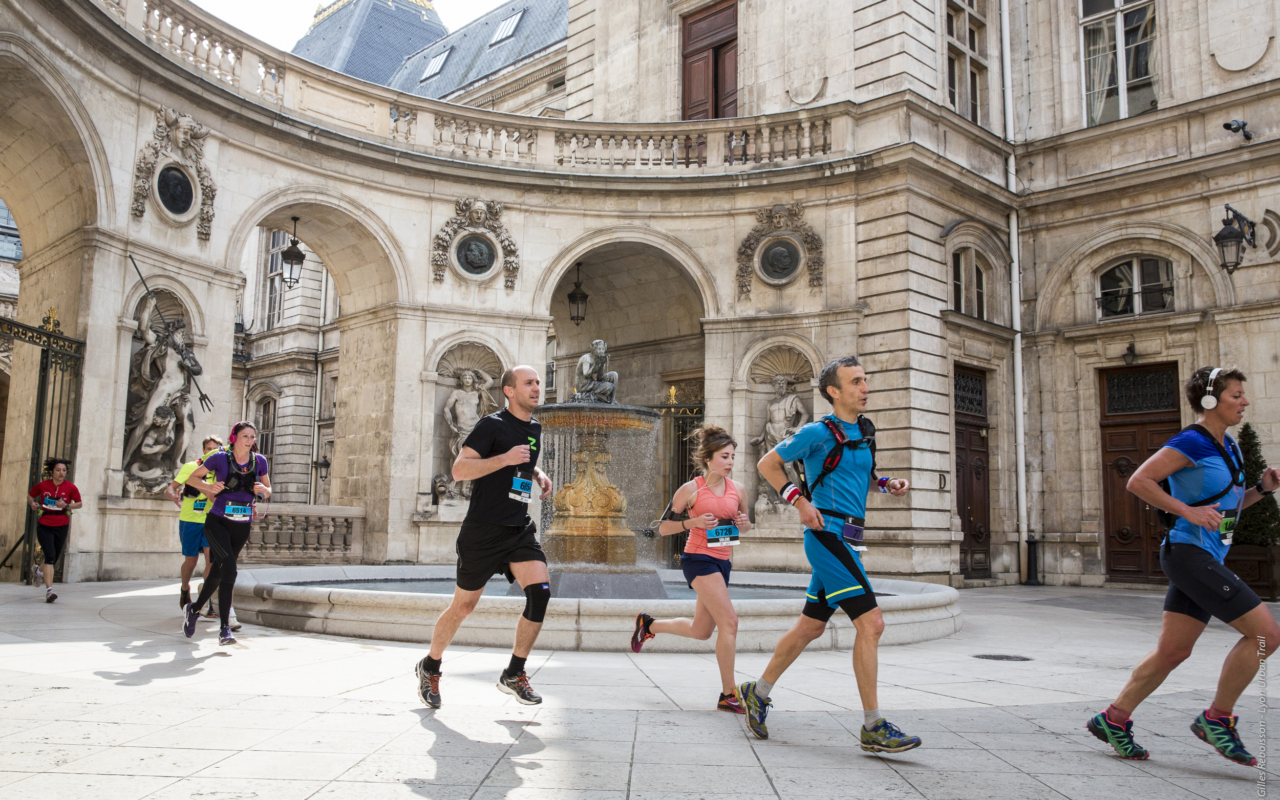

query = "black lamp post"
[567, 261, 588, 326]
[1123, 342, 1136, 366]
[1213, 204, 1256, 274]
[314, 456, 331, 483]
[281, 216, 306, 288]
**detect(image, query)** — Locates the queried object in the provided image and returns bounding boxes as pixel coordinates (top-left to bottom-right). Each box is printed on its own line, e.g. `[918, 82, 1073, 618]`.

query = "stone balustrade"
[88, 0, 858, 176]
[243, 503, 365, 565]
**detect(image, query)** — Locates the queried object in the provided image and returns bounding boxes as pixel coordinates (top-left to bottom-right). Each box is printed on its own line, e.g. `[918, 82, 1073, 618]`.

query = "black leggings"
[36, 524, 69, 567]
[193, 514, 251, 629]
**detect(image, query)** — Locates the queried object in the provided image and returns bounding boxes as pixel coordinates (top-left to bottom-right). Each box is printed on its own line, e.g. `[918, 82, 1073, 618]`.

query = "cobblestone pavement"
[0, 580, 1274, 799]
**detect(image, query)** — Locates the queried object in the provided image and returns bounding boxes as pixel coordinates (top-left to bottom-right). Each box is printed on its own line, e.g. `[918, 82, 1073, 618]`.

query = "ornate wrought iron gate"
[0, 309, 85, 584]
[652, 382, 705, 567]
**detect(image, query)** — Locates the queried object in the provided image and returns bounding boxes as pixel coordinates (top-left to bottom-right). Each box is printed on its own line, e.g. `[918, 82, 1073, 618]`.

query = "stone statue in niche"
[125, 405, 177, 494]
[572, 339, 618, 404]
[443, 368, 499, 461]
[123, 295, 203, 496]
[750, 374, 810, 498]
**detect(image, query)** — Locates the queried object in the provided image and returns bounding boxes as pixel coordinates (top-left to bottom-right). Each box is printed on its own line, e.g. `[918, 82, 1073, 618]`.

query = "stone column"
[416, 369, 439, 518]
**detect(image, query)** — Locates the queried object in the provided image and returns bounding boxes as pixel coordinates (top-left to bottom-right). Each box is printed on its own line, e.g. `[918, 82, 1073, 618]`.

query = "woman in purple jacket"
[181, 421, 271, 645]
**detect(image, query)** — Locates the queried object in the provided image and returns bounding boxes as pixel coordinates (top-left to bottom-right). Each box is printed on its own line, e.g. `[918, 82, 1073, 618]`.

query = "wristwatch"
[1256, 480, 1276, 497]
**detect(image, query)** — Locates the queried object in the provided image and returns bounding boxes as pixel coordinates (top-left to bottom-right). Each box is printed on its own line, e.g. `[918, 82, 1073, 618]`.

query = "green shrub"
[1233, 422, 1280, 547]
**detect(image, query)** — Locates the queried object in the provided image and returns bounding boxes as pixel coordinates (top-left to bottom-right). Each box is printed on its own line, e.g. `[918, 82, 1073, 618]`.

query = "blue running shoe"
[736, 680, 771, 740]
[182, 602, 199, 638]
[860, 718, 922, 754]
[1191, 711, 1257, 766]
[1086, 711, 1149, 759]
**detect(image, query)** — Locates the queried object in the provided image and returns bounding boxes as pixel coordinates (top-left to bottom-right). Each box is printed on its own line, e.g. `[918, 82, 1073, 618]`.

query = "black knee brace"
[523, 582, 551, 623]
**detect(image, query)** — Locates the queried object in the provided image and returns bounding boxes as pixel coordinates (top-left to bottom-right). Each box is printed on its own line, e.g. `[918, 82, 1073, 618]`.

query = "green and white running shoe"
[1086, 711, 1149, 760]
[736, 681, 771, 740]
[859, 718, 921, 753]
[1191, 711, 1257, 766]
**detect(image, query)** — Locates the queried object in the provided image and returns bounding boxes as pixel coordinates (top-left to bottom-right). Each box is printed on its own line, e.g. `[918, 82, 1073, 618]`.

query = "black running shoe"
[180, 587, 191, 609]
[415, 658, 442, 709]
[182, 602, 200, 638]
[498, 670, 542, 705]
[218, 626, 236, 646]
[631, 612, 655, 653]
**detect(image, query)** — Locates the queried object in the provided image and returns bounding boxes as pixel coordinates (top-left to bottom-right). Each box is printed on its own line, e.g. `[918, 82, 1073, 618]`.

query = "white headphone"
[1201, 367, 1223, 410]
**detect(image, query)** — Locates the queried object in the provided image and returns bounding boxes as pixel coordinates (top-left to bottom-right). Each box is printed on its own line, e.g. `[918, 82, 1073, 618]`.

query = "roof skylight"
[490, 10, 523, 45]
[421, 49, 449, 80]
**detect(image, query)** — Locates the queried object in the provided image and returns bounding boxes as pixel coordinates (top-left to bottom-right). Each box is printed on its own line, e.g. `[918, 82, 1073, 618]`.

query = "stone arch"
[736, 334, 824, 384]
[246, 380, 282, 405]
[533, 225, 721, 319]
[425, 330, 514, 377]
[121, 276, 206, 339]
[1034, 221, 1234, 331]
[0, 34, 114, 255]
[942, 219, 1012, 327]
[224, 186, 411, 315]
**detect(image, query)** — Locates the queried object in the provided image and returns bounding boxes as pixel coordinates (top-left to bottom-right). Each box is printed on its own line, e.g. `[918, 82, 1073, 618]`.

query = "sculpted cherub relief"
[131, 108, 217, 240]
[431, 198, 522, 288]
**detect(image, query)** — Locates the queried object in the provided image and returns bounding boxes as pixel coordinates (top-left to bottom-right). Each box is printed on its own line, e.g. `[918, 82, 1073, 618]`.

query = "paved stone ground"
[0, 580, 1275, 799]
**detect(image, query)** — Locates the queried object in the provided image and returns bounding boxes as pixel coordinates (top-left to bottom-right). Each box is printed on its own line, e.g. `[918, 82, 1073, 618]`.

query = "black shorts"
[1161, 541, 1262, 625]
[36, 524, 68, 566]
[456, 519, 546, 592]
[681, 552, 731, 588]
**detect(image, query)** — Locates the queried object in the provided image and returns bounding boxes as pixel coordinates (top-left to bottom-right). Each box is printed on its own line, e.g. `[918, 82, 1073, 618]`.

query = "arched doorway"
[0, 46, 110, 582]
[543, 237, 712, 562]
[224, 192, 414, 560]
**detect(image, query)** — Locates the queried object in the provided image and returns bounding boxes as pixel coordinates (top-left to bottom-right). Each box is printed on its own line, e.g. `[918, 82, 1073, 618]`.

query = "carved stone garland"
[735, 203, 824, 300]
[431, 199, 521, 288]
[131, 108, 217, 240]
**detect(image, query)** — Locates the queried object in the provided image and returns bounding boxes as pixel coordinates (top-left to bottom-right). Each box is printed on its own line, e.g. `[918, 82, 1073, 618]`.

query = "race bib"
[706, 519, 740, 547]
[192, 498, 208, 513]
[841, 521, 865, 545]
[509, 470, 534, 503]
[41, 497, 61, 511]
[1219, 510, 1238, 546]
[224, 504, 252, 522]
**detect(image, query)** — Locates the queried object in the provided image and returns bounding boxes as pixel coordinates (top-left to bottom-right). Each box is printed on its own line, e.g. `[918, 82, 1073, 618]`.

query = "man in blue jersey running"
[738, 355, 920, 753]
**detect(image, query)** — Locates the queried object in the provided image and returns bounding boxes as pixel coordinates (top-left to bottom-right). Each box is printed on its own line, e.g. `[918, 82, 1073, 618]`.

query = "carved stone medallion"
[131, 108, 216, 240]
[431, 199, 520, 287]
[736, 203, 823, 299]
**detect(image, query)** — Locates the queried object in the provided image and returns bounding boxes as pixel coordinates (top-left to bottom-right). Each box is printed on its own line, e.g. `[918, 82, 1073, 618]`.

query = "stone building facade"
[0, 0, 1276, 588]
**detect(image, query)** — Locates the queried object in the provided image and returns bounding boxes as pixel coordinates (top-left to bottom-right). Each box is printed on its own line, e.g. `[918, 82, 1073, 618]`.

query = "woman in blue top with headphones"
[180, 421, 271, 646]
[1087, 367, 1280, 767]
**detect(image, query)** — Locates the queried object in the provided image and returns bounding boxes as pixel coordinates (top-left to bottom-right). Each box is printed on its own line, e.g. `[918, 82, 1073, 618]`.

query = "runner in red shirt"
[27, 458, 82, 603]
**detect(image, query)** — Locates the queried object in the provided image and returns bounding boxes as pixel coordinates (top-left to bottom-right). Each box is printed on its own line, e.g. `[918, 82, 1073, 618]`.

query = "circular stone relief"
[759, 239, 801, 282]
[455, 235, 497, 276]
[157, 166, 194, 215]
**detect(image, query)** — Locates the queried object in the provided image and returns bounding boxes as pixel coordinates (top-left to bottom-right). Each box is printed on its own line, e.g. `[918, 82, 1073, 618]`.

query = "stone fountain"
[531, 339, 668, 599]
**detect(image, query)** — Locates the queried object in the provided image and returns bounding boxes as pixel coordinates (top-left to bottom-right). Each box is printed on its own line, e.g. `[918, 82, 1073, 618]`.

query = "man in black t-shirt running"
[416, 365, 553, 708]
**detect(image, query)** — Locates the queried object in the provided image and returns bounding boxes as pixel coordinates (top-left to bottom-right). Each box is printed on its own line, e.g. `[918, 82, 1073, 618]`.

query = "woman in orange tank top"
[629, 424, 752, 713]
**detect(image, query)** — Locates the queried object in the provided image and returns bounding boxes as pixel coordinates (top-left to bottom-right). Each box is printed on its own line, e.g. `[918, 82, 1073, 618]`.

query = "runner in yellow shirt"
[166, 436, 223, 615]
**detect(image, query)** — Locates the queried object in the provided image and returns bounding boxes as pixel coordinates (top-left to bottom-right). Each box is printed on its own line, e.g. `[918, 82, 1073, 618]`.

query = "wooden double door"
[1099, 364, 1181, 583]
[954, 367, 990, 578]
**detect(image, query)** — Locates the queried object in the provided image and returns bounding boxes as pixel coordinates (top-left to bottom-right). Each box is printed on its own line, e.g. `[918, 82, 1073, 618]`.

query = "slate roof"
[292, 0, 449, 87]
[385, 0, 568, 100]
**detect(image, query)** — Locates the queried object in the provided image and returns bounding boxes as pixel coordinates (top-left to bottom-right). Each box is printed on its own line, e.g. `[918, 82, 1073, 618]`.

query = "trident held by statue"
[127, 254, 214, 413]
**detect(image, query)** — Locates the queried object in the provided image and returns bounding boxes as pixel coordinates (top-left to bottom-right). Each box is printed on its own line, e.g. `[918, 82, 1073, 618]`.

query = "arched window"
[263, 229, 289, 330]
[1097, 258, 1172, 319]
[255, 398, 276, 459]
[950, 247, 989, 322]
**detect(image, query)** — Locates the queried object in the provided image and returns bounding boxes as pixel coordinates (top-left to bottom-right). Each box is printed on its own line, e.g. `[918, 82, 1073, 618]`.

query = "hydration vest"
[792, 415, 878, 500]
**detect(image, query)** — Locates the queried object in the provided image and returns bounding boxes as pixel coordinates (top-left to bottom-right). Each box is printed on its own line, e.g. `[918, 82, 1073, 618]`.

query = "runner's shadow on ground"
[93, 637, 228, 686]
[405, 715, 545, 796]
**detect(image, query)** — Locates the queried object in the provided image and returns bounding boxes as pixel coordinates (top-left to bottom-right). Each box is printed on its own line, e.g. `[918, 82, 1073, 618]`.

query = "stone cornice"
[941, 310, 1018, 342]
[1057, 310, 1206, 340]
[701, 306, 866, 333]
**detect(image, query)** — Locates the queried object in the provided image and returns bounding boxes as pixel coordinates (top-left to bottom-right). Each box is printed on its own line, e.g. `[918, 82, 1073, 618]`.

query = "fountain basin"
[233, 565, 963, 651]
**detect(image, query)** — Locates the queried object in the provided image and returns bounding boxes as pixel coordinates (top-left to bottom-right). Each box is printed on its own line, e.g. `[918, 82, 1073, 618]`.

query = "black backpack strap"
[807, 417, 877, 496]
[1155, 424, 1245, 528]
[857, 415, 878, 481]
